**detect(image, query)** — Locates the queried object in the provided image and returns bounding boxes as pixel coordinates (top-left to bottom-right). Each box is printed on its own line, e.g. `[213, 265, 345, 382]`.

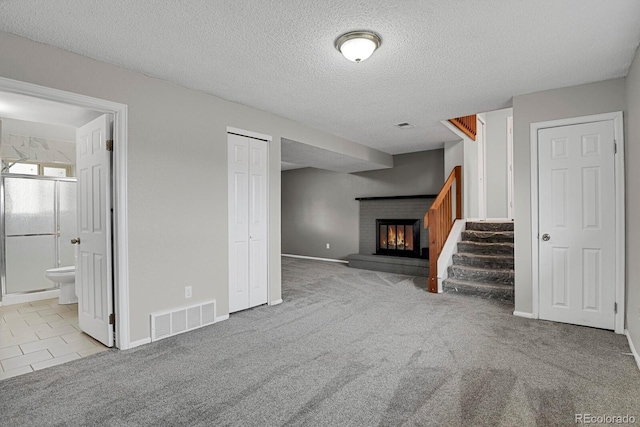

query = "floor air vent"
[151, 300, 216, 342]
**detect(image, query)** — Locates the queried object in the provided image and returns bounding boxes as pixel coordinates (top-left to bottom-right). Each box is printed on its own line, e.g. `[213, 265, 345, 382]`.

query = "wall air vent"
[150, 300, 217, 342]
[395, 122, 414, 129]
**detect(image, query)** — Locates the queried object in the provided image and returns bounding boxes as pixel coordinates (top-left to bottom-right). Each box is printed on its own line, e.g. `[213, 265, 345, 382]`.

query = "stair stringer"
[436, 219, 467, 293]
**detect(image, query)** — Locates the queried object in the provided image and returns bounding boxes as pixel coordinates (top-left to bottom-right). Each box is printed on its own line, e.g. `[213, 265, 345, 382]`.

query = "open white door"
[75, 115, 114, 347]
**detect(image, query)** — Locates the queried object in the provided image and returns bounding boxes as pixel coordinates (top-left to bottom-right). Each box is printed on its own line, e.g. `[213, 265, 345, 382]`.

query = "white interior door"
[228, 133, 268, 313]
[76, 115, 114, 347]
[248, 138, 268, 307]
[538, 120, 616, 330]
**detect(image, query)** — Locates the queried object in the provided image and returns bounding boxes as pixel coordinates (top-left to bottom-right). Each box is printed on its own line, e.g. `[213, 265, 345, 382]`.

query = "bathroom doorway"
[0, 77, 130, 353]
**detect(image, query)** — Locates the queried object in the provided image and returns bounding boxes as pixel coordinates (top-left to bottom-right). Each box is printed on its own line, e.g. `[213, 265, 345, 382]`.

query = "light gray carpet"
[1, 258, 638, 426]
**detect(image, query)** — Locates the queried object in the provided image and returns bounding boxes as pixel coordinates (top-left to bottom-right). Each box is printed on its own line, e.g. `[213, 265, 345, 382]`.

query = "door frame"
[530, 112, 625, 333]
[226, 126, 271, 310]
[507, 116, 514, 220]
[0, 76, 131, 348]
[476, 116, 487, 220]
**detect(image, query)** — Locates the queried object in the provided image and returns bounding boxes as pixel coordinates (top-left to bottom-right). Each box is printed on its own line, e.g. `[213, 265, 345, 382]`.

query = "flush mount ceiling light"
[335, 31, 381, 63]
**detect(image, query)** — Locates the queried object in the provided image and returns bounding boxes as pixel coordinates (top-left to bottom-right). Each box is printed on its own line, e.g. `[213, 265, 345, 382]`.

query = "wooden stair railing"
[425, 166, 462, 293]
[449, 115, 477, 141]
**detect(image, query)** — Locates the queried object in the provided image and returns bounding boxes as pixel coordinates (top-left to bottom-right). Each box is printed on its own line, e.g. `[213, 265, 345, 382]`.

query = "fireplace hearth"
[376, 219, 421, 258]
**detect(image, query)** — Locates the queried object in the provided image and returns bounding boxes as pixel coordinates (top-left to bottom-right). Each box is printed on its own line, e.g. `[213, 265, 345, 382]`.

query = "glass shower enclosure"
[0, 174, 77, 295]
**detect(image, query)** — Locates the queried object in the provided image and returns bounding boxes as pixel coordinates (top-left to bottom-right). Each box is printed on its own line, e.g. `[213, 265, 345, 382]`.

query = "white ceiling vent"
[151, 300, 217, 342]
[395, 122, 414, 129]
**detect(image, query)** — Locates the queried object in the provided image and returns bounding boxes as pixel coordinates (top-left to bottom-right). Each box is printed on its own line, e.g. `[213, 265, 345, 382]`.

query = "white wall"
[625, 46, 640, 357]
[442, 120, 478, 219]
[0, 31, 390, 343]
[484, 108, 513, 218]
[0, 117, 76, 141]
[512, 78, 626, 315]
[443, 139, 463, 181]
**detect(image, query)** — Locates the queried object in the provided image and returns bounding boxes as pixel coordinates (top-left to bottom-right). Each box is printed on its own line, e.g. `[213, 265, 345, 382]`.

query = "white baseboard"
[625, 330, 640, 371]
[1, 289, 60, 306]
[215, 314, 229, 323]
[269, 299, 283, 306]
[513, 311, 534, 319]
[128, 337, 151, 349]
[282, 254, 348, 264]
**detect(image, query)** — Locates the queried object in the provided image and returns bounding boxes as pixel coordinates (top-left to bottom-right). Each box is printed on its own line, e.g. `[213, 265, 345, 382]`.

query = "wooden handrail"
[425, 166, 462, 293]
[449, 115, 477, 141]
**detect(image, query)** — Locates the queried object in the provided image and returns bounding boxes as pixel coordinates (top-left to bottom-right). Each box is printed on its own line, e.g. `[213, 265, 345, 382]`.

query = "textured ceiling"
[1, 0, 639, 160]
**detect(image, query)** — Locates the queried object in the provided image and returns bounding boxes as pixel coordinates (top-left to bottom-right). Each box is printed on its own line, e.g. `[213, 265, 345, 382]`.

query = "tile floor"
[0, 298, 108, 380]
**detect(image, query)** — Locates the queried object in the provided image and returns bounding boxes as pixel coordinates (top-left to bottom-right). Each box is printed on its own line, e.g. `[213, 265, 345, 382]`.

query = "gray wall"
[485, 108, 512, 218]
[512, 78, 626, 315]
[281, 150, 444, 260]
[0, 31, 390, 343]
[625, 46, 640, 357]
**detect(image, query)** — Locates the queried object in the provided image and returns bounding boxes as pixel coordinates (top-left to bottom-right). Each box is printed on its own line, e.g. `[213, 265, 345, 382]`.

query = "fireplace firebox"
[376, 219, 420, 258]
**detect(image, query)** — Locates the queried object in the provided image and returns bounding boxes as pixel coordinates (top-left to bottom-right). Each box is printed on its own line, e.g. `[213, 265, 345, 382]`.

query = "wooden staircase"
[442, 221, 514, 302]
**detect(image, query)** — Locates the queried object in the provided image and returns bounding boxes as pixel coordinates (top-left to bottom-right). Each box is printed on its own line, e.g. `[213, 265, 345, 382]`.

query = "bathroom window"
[6, 162, 72, 177]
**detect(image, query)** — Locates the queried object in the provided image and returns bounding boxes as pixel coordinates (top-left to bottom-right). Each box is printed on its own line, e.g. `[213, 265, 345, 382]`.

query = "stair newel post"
[428, 208, 438, 293]
[455, 166, 462, 220]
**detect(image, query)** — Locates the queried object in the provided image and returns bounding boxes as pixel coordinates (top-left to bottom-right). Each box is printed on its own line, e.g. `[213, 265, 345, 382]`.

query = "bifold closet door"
[228, 133, 268, 313]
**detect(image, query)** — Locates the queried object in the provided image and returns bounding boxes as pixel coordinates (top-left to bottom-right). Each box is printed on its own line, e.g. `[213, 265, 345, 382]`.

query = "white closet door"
[228, 133, 268, 313]
[248, 138, 268, 307]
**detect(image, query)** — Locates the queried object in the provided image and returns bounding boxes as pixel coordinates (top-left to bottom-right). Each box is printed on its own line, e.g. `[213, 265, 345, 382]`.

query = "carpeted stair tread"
[465, 221, 514, 232]
[442, 277, 514, 302]
[453, 252, 514, 269]
[448, 264, 514, 285]
[461, 230, 514, 243]
[457, 241, 514, 255]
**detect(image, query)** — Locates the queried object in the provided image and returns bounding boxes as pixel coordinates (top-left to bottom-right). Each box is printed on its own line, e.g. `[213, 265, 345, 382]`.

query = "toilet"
[45, 266, 77, 305]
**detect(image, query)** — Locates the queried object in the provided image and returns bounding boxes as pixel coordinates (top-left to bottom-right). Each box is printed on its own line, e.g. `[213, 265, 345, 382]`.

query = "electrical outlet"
[185, 286, 192, 299]
[326, 243, 330, 249]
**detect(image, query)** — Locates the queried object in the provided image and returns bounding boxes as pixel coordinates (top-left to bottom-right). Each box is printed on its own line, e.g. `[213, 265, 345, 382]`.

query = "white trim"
[281, 254, 349, 264]
[625, 330, 640, 371]
[506, 116, 514, 219]
[0, 77, 131, 349]
[477, 116, 487, 220]
[513, 311, 534, 319]
[530, 112, 625, 333]
[0, 289, 60, 306]
[128, 337, 152, 349]
[269, 299, 283, 306]
[215, 314, 229, 322]
[226, 126, 272, 141]
[436, 219, 466, 293]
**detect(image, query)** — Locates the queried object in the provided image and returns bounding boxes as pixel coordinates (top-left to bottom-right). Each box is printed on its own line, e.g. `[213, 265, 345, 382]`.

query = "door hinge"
[614, 302, 617, 314]
[614, 141, 617, 154]
[106, 139, 114, 151]
[109, 313, 115, 325]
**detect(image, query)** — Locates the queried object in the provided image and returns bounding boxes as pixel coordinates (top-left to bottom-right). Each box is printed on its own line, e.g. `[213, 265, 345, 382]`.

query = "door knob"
[71, 238, 81, 245]
[541, 233, 550, 241]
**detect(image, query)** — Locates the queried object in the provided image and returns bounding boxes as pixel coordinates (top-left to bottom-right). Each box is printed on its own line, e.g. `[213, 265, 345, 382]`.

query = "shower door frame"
[0, 174, 78, 296]
[0, 76, 131, 350]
